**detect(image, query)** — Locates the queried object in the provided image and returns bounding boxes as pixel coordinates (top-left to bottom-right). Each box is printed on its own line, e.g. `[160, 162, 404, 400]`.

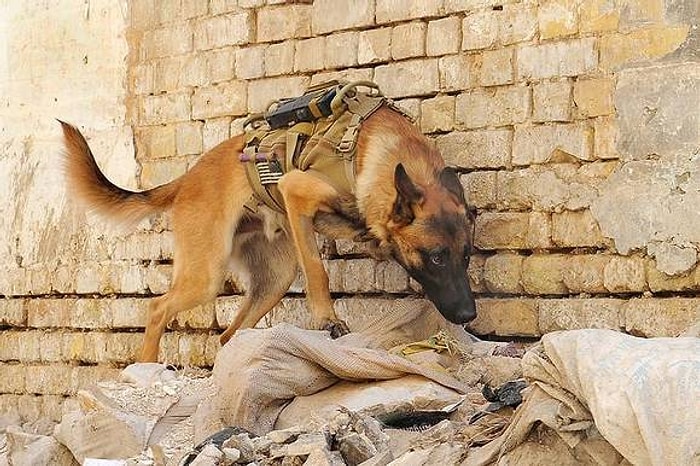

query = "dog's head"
[386, 163, 477, 324]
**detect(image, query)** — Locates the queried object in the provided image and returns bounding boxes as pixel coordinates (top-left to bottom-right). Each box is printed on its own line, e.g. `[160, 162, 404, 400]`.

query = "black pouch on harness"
[265, 86, 337, 130]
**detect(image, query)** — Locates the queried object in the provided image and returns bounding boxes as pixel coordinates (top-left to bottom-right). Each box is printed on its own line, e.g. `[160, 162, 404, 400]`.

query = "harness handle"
[330, 81, 382, 114]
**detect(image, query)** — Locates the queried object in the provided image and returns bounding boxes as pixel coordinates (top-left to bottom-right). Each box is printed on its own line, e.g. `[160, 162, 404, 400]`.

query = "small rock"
[223, 447, 241, 462]
[119, 363, 177, 388]
[303, 447, 345, 466]
[357, 449, 393, 466]
[337, 432, 377, 466]
[266, 426, 303, 444]
[270, 433, 330, 458]
[189, 444, 223, 466]
[222, 433, 256, 462]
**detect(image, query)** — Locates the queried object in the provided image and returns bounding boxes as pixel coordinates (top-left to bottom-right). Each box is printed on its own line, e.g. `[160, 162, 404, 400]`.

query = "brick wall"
[1, 0, 699, 425]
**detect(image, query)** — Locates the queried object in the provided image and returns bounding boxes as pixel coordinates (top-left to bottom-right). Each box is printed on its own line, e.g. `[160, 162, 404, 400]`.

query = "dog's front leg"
[278, 170, 349, 337]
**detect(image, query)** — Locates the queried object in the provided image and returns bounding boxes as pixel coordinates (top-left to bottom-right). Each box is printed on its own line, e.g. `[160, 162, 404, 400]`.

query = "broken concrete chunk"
[303, 447, 346, 466]
[266, 425, 304, 444]
[189, 443, 223, 466]
[357, 448, 393, 466]
[5, 426, 77, 466]
[221, 433, 256, 462]
[269, 432, 330, 458]
[337, 432, 378, 466]
[222, 446, 241, 462]
[119, 363, 177, 388]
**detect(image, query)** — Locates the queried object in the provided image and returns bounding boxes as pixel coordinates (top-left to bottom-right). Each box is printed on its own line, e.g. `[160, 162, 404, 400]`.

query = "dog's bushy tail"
[59, 120, 181, 226]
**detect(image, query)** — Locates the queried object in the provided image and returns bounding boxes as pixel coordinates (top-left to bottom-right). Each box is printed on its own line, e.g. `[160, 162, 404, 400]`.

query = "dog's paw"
[323, 319, 350, 339]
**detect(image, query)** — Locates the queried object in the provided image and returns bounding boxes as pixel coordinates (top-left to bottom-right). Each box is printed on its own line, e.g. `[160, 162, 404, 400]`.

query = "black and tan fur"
[60, 106, 476, 362]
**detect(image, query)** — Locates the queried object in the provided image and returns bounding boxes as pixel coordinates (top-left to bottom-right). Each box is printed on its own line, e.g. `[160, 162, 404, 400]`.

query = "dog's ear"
[391, 163, 423, 226]
[440, 166, 466, 205]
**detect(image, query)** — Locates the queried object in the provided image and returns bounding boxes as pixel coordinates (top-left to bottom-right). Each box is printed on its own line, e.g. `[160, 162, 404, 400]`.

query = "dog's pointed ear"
[440, 166, 466, 205]
[391, 163, 423, 226]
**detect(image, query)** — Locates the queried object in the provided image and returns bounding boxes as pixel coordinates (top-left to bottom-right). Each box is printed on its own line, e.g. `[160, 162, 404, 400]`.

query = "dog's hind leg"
[219, 231, 298, 345]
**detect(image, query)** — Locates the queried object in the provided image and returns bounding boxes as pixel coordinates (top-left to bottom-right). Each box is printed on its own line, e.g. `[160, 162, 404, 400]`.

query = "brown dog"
[60, 103, 476, 362]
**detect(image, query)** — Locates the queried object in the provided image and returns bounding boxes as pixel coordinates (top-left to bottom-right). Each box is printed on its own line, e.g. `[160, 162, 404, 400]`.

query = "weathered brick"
[257, 5, 312, 42]
[358, 28, 391, 65]
[462, 172, 497, 209]
[499, 4, 538, 45]
[175, 121, 203, 156]
[375, 261, 410, 293]
[603, 256, 647, 293]
[469, 299, 539, 337]
[480, 48, 514, 87]
[426, 17, 461, 57]
[455, 86, 530, 129]
[475, 212, 551, 250]
[438, 54, 477, 91]
[420, 95, 454, 133]
[462, 11, 497, 50]
[619, 0, 665, 27]
[247, 76, 309, 113]
[192, 81, 247, 119]
[236, 46, 266, 80]
[533, 80, 572, 122]
[521, 254, 568, 295]
[573, 77, 615, 117]
[560, 255, 608, 294]
[552, 210, 605, 248]
[141, 158, 189, 188]
[483, 254, 524, 294]
[141, 24, 193, 59]
[178, 333, 213, 367]
[646, 259, 700, 293]
[513, 123, 592, 166]
[325, 31, 359, 69]
[376, 0, 442, 24]
[194, 12, 252, 50]
[374, 59, 439, 98]
[593, 116, 619, 159]
[434, 129, 511, 169]
[156, 0, 208, 23]
[344, 259, 377, 294]
[601, 26, 691, 71]
[203, 117, 231, 151]
[539, 299, 624, 333]
[538, 0, 579, 39]
[295, 37, 326, 72]
[391, 22, 426, 61]
[580, 0, 620, 33]
[468, 254, 488, 293]
[136, 125, 177, 160]
[210, 0, 247, 13]
[312, 0, 374, 35]
[0, 299, 26, 327]
[133, 63, 155, 95]
[624, 298, 700, 337]
[517, 38, 597, 80]
[139, 93, 191, 125]
[153, 54, 207, 91]
[265, 41, 295, 77]
[206, 48, 237, 84]
[310, 68, 374, 87]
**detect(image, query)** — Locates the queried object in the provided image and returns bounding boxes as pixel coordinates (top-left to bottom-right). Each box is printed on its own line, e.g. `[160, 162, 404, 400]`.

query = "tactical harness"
[240, 81, 411, 214]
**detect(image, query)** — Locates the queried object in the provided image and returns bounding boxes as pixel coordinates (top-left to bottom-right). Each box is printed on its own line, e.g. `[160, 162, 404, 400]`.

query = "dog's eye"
[430, 249, 447, 267]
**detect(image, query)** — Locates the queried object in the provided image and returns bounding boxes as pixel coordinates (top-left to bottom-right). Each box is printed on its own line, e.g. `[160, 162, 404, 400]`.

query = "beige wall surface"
[1, 0, 699, 423]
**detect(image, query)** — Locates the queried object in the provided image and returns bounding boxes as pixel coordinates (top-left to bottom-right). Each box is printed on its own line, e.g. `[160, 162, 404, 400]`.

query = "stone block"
[462, 11, 498, 50]
[0, 364, 25, 393]
[133, 62, 155, 95]
[434, 129, 512, 169]
[211, 0, 248, 13]
[374, 59, 439, 98]
[206, 48, 237, 84]
[455, 86, 530, 129]
[391, 22, 427, 60]
[538, 0, 579, 39]
[521, 254, 568, 295]
[257, 4, 312, 42]
[483, 254, 524, 294]
[194, 12, 252, 50]
[358, 28, 391, 65]
[247, 76, 310, 113]
[593, 116, 620, 160]
[499, 4, 538, 45]
[599, 26, 690, 71]
[203, 117, 231, 151]
[141, 24, 193, 60]
[427, 17, 461, 57]
[139, 93, 191, 125]
[236, 46, 266, 80]
[517, 38, 597, 80]
[342, 259, 376, 294]
[265, 41, 295, 76]
[474, 212, 551, 250]
[646, 259, 699, 293]
[560, 255, 608, 294]
[420, 95, 454, 133]
[141, 158, 189, 188]
[310, 68, 374, 87]
[513, 123, 593, 166]
[157, 0, 208, 23]
[438, 54, 477, 91]
[136, 125, 176, 161]
[573, 78, 614, 117]
[192, 80, 247, 120]
[375, 261, 410, 293]
[325, 31, 359, 69]
[468, 254, 488, 293]
[624, 298, 700, 337]
[580, 0, 619, 33]
[0, 299, 26, 327]
[312, 0, 375, 34]
[376, 0, 442, 23]
[295, 37, 326, 72]
[539, 299, 624, 333]
[175, 121, 204, 156]
[480, 48, 514, 87]
[603, 256, 646, 293]
[178, 334, 214, 367]
[462, 172, 497, 209]
[533, 80, 572, 122]
[469, 299, 539, 337]
[552, 210, 605, 248]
